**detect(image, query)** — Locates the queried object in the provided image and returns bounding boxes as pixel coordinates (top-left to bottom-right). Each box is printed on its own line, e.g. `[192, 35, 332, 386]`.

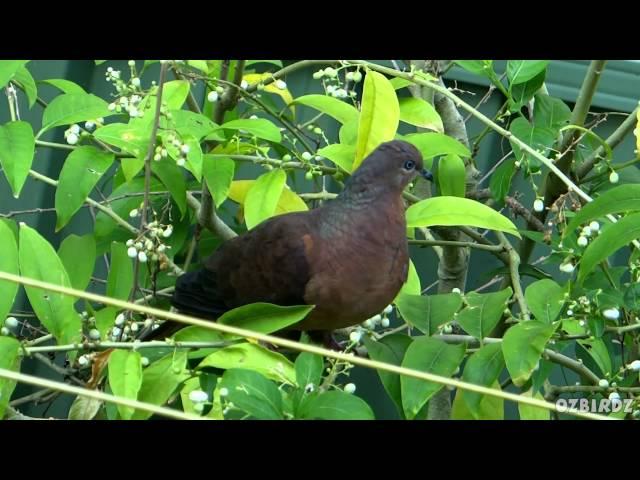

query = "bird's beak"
[421, 169, 434, 182]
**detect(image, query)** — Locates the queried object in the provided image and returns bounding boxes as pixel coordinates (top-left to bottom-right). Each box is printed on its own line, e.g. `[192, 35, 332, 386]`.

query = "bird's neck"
[336, 172, 400, 209]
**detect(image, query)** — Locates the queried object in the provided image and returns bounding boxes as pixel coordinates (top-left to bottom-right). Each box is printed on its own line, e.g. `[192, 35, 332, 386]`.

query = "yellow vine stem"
[0, 271, 612, 421]
[0, 367, 204, 421]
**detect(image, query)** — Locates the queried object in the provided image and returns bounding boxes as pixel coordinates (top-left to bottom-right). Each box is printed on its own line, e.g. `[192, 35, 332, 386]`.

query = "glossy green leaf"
[93, 122, 149, 159]
[13, 66, 37, 108]
[202, 155, 235, 208]
[398, 97, 443, 132]
[57, 234, 95, 292]
[216, 118, 282, 143]
[68, 395, 102, 420]
[578, 213, 640, 284]
[401, 337, 465, 419]
[166, 110, 219, 140]
[0, 121, 35, 197]
[390, 77, 415, 90]
[55, 146, 114, 230]
[198, 343, 296, 385]
[566, 185, 640, 234]
[460, 342, 504, 417]
[299, 391, 374, 420]
[354, 71, 399, 170]
[454, 60, 494, 78]
[185, 60, 209, 73]
[0, 60, 28, 88]
[132, 350, 189, 420]
[151, 157, 187, 217]
[438, 154, 466, 197]
[396, 259, 421, 298]
[217, 303, 313, 335]
[502, 320, 555, 387]
[489, 157, 516, 201]
[577, 338, 612, 377]
[317, 143, 356, 173]
[508, 71, 546, 113]
[404, 132, 471, 165]
[0, 337, 21, 418]
[244, 169, 286, 229]
[534, 93, 571, 129]
[406, 196, 521, 238]
[507, 60, 549, 85]
[509, 117, 556, 166]
[339, 119, 359, 145]
[182, 135, 203, 181]
[457, 288, 512, 339]
[219, 368, 283, 420]
[396, 292, 462, 335]
[293, 94, 359, 126]
[362, 334, 412, 417]
[295, 352, 324, 388]
[452, 380, 503, 420]
[40, 78, 87, 95]
[19, 223, 81, 344]
[108, 349, 143, 420]
[106, 242, 133, 301]
[137, 79, 189, 111]
[525, 279, 565, 324]
[0, 221, 19, 322]
[41, 93, 112, 133]
[518, 389, 550, 420]
[95, 307, 117, 339]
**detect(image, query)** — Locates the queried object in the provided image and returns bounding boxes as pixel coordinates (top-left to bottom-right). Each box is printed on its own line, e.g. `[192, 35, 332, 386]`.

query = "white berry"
[0, 327, 9, 336]
[344, 383, 356, 394]
[181, 144, 190, 155]
[301, 152, 313, 161]
[349, 330, 363, 343]
[627, 360, 640, 371]
[88, 329, 101, 340]
[129, 209, 139, 218]
[138, 251, 148, 263]
[609, 171, 619, 183]
[219, 387, 229, 397]
[115, 313, 126, 326]
[533, 198, 544, 212]
[589, 221, 600, 232]
[162, 226, 173, 238]
[207, 91, 219, 103]
[4, 317, 18, 329]
[577, 236, 588, 247]
[131, 77, 141, 88]
[240, 80, 249, 90]
[381, 317, 390, 328]
[275, 80, 287, 90]
[188, 390, 209, 403]
[141, 357, 150, 367]
[383, 305, 393, 315]
[602, 308, 620, 320]
[78, 355, 89, 366]
[559, 262, 575, 273]
[598, 379, 609, 388]
[127, 246, 138, 258]
[66, 132, 78, 145]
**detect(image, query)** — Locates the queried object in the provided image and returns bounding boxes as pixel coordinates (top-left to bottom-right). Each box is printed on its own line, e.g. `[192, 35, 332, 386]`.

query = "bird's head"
[355, 140, 433, 192]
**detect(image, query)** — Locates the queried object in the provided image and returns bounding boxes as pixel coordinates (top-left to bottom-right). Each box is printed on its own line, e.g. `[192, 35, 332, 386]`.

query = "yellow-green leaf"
[244, 169, 287, 229]
[399, 97, 443, 132]
[0, 121, 35, 197]
[438, 154, 466, 197]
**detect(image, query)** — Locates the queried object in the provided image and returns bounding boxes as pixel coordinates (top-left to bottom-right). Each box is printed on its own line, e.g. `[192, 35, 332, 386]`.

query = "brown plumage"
[167, 140, 430, 338]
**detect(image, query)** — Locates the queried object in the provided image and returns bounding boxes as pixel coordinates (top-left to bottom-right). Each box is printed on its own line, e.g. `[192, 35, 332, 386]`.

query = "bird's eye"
[403, 160, 416, 171]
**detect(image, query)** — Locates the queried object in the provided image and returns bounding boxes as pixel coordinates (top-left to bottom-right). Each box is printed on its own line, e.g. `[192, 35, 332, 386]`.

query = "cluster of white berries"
[108, 93, 144, 118]
[312, 67, 360, 99]
[64, 124, 81, 145]
[188, 389, 209, 412]
[576, 221, 600, 248]
[360, 304, 394, 332]
[1, 316, 18, 336]
[165, 134, 190, 167]
[125, 226, 171, 264]
[207, 86, 225, 103]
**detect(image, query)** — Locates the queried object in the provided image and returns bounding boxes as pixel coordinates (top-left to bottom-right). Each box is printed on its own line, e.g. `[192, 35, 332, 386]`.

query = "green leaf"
[362, 334, 412, 417]
[396, 293, 462, 335]
[151, 158, 187, 218]
[57, 234, 95, 291]
[159, 80, 189, 110]
[566, 185, 640, 234]
[132, 350, 189, 420]
[244, 169, 286, 229]
[354, 71, 399, 170]
[389, 77, 415, 90]
[0, 337, 21, 418]
[0, 60, 28, 88]
[19, 224, 81, 344]
[406, 196, 521, 238]
[295, 352, 324, 388]
[216, 118, 282, 143]
[507, 60, 549, 85]
[454, 60, 494, 78]
[95, 307, 117, 339]
[0, 221, 19, 322]
[108, 350, 143, 420]
[55, 146, 114, 230]
[489, 157, 516, 201]
[509, 70, 546, 113]
[202, 155, 235, 208]
[624, 283, 640, 310]
[217, 303, 314, 335]
[185, 60, 209, 73]
[578, 213, 640, 284]
[438, 154, 466, 197]
[518, 389, 550, 420]
[577, 338, 612, 377]
[502, 320, 555, 387]
[317, 144, 356, 173]
[93, 122, 149, 159]
[198, 343, 296, 385]
[525, 279, 565, 324]
[0, 121, 35, 197]
[166, 110, 219, 140]
[219, 368, 283, 420]
[293, 94, 359, 126]
[460, 343, 505, 417]
[106, 242, 133, 301]
[457, 288, 512, 339]
[245, 60, 283, 68]
[13, 66, 37, 108]
[68, 395, 102, 420]
[404, 132, 471, 166]
[452, 380, 503, 420]
[398, 97, 443, 132]
[509, 117, 556, 166]
[534, 93, 571, 129]
[339, 119, 359, 145]
[41, 93, 112, 133]
[401, 337, 465, 419]
[183, 135, 203, 181]
[299, 391, 374, 420]
[39, 78, 87, 95]
[396, 259, 421, 298]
